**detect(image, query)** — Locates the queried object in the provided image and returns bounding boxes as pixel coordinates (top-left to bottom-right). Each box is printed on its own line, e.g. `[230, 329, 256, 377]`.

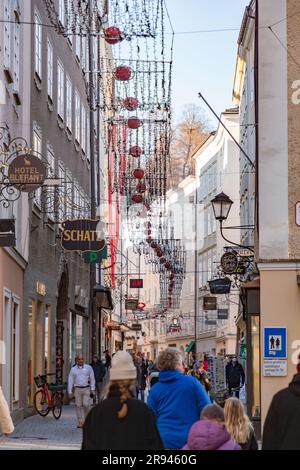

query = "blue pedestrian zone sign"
[264, 327, 287, 359]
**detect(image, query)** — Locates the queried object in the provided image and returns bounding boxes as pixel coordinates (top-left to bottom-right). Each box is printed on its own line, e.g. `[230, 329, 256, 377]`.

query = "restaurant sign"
[8, 154, 47, 192]
[61, 219, 106, 252]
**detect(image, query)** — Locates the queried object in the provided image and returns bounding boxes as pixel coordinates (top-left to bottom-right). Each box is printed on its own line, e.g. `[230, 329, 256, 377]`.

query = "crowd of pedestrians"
[41, 346, 300, 450]
[70, 347, 260, 451]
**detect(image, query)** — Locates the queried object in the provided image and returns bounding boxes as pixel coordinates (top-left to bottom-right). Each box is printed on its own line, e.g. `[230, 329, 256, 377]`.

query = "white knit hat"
[110, 351, 137, 381]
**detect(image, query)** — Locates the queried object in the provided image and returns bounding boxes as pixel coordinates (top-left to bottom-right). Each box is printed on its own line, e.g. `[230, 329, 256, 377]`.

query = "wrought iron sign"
[61, 219, 106, 252]
[208, 277, 232, 295]
[219, 247, 255, 283]
[8, 154, 47, 192]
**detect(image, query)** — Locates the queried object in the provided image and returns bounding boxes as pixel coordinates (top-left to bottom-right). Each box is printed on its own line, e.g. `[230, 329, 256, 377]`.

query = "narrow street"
[0, 405, 81, 450]
[2, 0, 300, 456]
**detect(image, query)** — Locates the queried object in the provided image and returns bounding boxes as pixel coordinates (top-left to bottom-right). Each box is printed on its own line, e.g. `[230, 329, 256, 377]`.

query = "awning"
[185, 341, 195, 353]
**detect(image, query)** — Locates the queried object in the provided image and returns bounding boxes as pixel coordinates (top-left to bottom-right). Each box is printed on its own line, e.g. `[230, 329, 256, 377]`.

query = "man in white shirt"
[68, 355, 96, 428]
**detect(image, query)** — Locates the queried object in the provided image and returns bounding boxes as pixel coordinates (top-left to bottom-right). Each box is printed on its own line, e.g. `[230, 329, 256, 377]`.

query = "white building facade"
[194, 109, 240, 357]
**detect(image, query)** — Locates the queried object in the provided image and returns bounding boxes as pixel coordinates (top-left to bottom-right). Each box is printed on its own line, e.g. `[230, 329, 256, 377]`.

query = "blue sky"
[165, 0, 249, 125]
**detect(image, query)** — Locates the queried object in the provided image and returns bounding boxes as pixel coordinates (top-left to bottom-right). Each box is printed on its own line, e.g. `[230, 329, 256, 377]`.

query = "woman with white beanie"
[82, 351, 163, 450]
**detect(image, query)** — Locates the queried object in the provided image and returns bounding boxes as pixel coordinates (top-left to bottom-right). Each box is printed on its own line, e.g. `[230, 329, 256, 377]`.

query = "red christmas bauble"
[160, 257, 167, 264]
[156, 250, 163, 258]
[104, 26, 123, 45]
[146, 237, 152, 244]
[128, 117, 142, 129]
[131, 194, 143, 204]
[169, 273, 175, 280]
[144, 221, 151, 228]
[150, 241, 158, 249]
[115, 66, 132, 81]
[133, 168, 145, 179]
[136, 182, 146, 193]
[129, 145, 143, 158]
[165, 262, 172, 270]
[123, 97, 139, 111]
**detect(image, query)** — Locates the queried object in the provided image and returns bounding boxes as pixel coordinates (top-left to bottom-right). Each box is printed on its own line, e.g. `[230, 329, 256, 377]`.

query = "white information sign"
[263, 359, 287, 377]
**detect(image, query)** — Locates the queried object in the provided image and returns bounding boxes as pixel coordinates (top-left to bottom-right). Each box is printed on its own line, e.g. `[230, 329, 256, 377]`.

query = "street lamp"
[93, 285, 113, 357]
[211, 192, 254, 253]
[211, 192, 233, 222]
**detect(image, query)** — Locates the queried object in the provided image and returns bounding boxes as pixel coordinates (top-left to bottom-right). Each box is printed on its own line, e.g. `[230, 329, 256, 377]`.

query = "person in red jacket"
[203, 355, 209, 372]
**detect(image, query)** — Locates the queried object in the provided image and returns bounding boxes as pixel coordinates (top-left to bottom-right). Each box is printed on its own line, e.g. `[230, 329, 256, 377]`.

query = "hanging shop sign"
[131, 323, 142, 331]
[203, 296, 217, 310]
[8, 154, 47, 193]
[125, 298, 139, 310]
[0, 219, 15, 247]
[208, 277, 231, 294]
[130, 279, 144, 288]
[61, 219, 106, 252]
[217, 309, 229, 320]
[83, 246, 108, 263]
[224, 246, 254, 257]
[205, 320, 217, 326]
[220, 252, 238, 274]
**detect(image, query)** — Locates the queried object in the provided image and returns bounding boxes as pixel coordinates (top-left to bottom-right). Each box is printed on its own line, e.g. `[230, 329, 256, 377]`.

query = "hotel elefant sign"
[61, 219, 106, 253]
[8, 154, 47, 192]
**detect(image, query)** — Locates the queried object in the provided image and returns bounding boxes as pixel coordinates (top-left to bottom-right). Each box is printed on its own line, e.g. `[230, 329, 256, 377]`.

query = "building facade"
[0, 0, 111, 419]
[0, 0, 31, 422]
[193, 109, 240, 358]
[257, 0, 300, 426]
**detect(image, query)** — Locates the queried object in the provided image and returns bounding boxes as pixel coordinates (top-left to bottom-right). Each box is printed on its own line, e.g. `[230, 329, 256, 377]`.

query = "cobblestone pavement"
[0, 404, 82, 450]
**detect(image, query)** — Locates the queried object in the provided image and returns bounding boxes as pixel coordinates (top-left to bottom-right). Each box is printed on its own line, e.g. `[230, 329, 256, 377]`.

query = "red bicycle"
[33, 373, 64, 420]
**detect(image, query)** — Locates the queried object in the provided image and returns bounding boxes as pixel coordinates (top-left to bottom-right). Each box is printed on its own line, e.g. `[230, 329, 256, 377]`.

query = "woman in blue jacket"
[147, 348, 210, 449]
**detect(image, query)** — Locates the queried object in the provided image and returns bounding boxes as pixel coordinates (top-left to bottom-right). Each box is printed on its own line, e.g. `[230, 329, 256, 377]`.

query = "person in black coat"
[90, 356, 106, 404]
[104, 350, 111, 369]
[135, 356, 148, 402]
[82, 351, 163, 450]
[262, 357, 300, 450]
[226, 357, 245, 398]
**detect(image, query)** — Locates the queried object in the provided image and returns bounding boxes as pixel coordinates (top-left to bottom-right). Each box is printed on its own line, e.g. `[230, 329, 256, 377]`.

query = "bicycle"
[33, 373, 65, 420]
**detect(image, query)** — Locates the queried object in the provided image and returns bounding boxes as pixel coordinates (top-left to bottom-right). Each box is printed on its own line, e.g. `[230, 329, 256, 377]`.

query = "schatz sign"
[61, 219, 106, 253]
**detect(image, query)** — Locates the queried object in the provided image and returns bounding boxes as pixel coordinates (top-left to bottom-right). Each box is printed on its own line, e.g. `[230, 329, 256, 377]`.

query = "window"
[86, 116, 90, 161]
[34, 10, 42, 79]
[13, 12, 20, 93]
[75, 90, 81, 143]
[33, 126, 42, 207]
[66, 76, 72, 131]
[46, 145, 55, 220]
[58, 161, 66, 221]
[75, 31, 81, 61]
[82, 36, 88, 71]
[207, 253, 212, 281]
[47, 39, 53, 100]
[66, 170, 73, 217]
[58, 0, 65, 26]
[73, 181, 80, 218]
[57, 61, 64, 119]
[198, 258, 203, 288]
[81, 106, 86, 152]
[66, 0, 72, 44]
[4, 0, 11, 71]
